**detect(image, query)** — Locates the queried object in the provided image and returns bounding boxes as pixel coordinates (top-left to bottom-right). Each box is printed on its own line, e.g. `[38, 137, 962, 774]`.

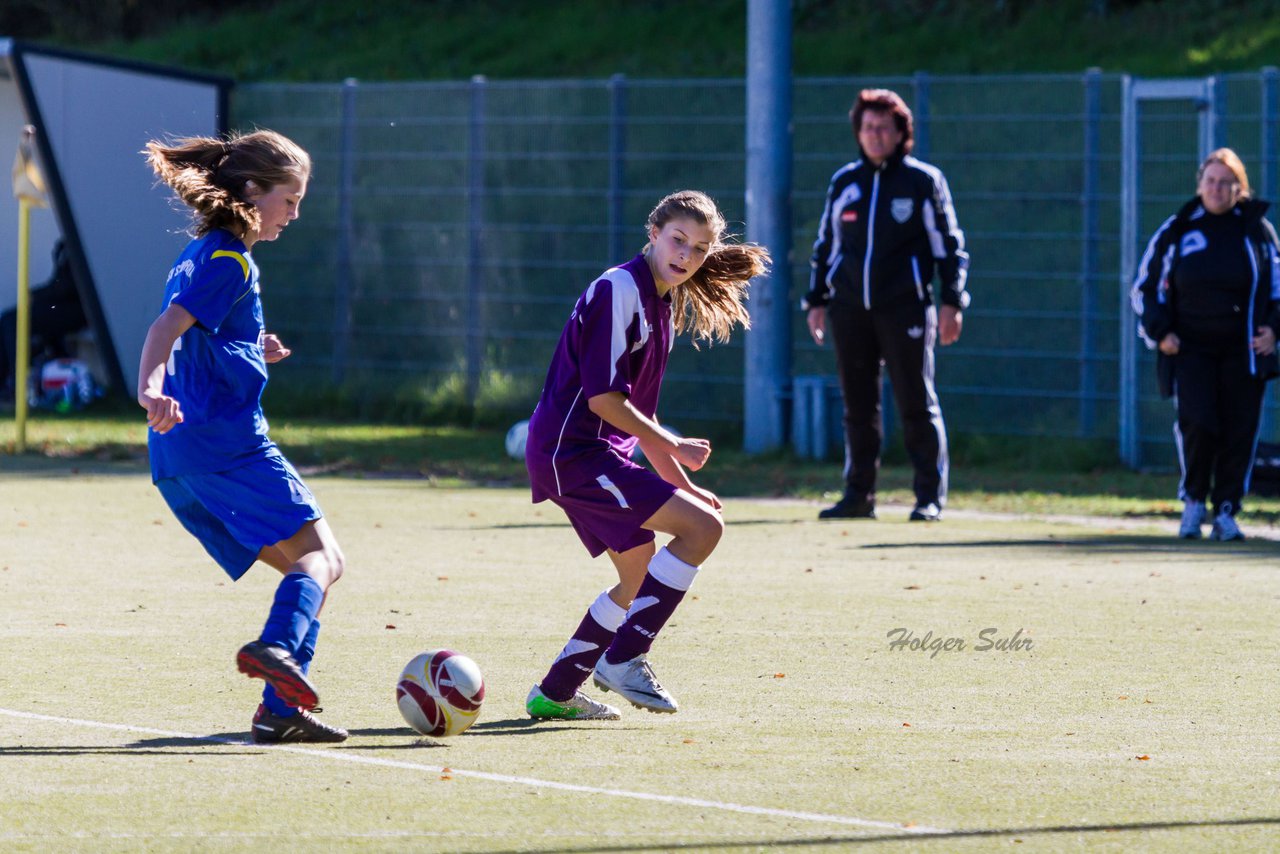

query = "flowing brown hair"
[143, 129, 311, 238]
[644, 190, 771, 345]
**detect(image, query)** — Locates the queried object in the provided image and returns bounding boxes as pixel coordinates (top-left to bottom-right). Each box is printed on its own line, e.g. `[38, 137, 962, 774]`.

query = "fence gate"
[1119, 77, 1221, 469]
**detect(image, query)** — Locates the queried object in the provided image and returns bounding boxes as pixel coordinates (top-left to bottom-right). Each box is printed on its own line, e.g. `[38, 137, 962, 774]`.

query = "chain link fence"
[235, 71, 1280, 463]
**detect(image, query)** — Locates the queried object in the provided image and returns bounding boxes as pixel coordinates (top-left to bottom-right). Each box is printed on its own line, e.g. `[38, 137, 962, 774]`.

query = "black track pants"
[1172, 346, 1266, 515]
[827, 298, 949, 506]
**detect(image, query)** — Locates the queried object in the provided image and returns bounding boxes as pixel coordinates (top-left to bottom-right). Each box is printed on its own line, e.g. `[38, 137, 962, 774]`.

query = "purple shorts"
[542, 454, 678, 557]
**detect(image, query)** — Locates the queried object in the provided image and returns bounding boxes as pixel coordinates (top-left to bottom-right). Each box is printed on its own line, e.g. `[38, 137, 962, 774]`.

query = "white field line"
[0, 707, 950, 835]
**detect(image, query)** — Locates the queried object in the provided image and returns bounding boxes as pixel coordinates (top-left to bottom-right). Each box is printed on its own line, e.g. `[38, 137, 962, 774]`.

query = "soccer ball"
[396, 649, 485, 737]
[505, 419, 529, 460]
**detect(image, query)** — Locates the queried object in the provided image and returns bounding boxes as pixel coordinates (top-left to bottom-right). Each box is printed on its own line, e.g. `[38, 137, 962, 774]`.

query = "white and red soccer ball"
[396, 649, 485, 737]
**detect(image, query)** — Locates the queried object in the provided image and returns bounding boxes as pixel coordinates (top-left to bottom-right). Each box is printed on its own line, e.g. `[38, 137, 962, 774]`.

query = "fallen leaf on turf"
[437, 576, 449, 581]
[904, 584, 921, 590]
[54, 622, 66, 627]
[902, 722, 911, 727]
[773, 673, 785, 678]
[682, 738, 695, 744]
[1135, 755, 1150, 760]
[385, 624, 396, 630]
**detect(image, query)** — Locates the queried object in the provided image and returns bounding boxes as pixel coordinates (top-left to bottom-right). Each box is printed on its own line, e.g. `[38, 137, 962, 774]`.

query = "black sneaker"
[236, 641, 319, 710]
[909, 502, 942, 522]
[251, 705, 348, 744]
[818, 494, 876, 519]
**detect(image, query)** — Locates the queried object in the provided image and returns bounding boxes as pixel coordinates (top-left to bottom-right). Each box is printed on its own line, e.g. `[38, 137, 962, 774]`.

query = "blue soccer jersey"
[527, 254, 674, 500]
[148, 230, 278, 480]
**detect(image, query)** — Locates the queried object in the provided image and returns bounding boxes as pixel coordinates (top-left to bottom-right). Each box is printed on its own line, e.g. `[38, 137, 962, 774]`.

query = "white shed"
[0, 40, 230, 394]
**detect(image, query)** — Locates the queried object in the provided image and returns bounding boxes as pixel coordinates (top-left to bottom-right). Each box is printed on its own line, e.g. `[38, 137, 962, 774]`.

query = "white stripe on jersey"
[551, 388, 584, 496]
[597, 474, 631, 508]
[1131, 214, 1177, 317]
[593, 267, 649, 385]
[826, 175, 863, 269]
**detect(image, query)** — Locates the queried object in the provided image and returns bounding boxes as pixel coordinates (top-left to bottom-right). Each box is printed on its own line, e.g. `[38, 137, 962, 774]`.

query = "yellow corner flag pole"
[12, 125, 48, 454]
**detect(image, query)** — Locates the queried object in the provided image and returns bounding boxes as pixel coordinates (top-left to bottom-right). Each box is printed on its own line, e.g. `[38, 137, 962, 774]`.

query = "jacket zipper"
[863, 169, 881, 310]
[1246, 235, 1259, 375]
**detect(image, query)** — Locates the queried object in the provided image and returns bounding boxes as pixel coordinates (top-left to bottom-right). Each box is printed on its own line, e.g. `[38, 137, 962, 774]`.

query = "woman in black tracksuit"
[804, 88, 970, 523]
[1132, 148, 1280, 541]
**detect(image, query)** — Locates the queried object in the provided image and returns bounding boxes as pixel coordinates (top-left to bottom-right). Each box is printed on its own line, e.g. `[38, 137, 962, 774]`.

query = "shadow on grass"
[0, 456, 148, 478]
[858, 535, 1280, 555]
[474, 816, 1280, 852]
[0, 744, 260, 756]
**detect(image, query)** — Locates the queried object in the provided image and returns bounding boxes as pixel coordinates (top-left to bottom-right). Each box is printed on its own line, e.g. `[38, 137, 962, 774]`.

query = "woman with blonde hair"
[1132, 148, 1280, 540]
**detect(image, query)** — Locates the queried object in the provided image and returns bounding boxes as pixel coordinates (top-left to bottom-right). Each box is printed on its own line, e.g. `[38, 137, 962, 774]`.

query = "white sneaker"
[1209, 512, 1244, 541]
[1179, 500, 1206, 539]
[593, 655, 678, 713]
[525, 684, 620, 720]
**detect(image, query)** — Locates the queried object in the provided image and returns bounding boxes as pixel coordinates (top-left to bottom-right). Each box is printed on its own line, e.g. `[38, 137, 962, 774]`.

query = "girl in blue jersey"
[138, 130, 347, 744]
[524, 190, 770, 720]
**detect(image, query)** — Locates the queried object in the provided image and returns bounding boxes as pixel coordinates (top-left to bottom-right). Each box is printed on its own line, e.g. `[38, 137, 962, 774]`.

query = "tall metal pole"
[1078, 69, 1101, 438]
[607, 73, 628, 265]
[15, 196, 31, 451]
[466, 75, 487, 411]
[743, 0, 792, 453]
[11, 125, 47, 453]
[1119, 75, 1139, 468]
[332, 77, 357, 385]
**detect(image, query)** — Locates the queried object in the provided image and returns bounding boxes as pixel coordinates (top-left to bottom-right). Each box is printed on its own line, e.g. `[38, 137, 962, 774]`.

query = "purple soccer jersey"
[527, 254, 673, 502]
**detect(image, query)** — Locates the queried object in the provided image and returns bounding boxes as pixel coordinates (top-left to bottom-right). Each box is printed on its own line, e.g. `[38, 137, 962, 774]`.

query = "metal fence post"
[913, 71, 931, 161]
[744, 0, 792, 453]
[1261, 67, 1278, 440]
[1078, 69, 1101, 437]
[466, 75, 487, 411]
[1203, 75, 1222, 157]
[332, 77, 357, 385]
[608, 73, 627, 265]
[1119, 74, 1140, 468]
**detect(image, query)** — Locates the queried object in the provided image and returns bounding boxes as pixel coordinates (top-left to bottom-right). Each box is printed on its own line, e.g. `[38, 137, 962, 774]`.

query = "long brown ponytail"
[645, 190, 771, 345]
[144, 129, 311, 238]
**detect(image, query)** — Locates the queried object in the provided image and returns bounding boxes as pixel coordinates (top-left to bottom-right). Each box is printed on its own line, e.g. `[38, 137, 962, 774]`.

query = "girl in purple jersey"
[524, 190, 769, 719]
[137, 130, 347, 744]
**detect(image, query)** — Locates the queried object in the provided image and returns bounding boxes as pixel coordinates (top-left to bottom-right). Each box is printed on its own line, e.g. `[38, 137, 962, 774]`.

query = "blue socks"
[259, 573, 324, 716]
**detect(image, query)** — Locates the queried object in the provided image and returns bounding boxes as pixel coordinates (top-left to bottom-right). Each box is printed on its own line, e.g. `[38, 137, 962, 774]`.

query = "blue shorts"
[156, 454, 323, 580]
[546, 453, 678, 558]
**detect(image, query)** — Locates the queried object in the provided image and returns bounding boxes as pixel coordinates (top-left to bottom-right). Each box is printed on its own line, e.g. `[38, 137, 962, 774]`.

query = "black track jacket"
[804, 151, 969, 312]
[1131, 196, 1280, 395]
